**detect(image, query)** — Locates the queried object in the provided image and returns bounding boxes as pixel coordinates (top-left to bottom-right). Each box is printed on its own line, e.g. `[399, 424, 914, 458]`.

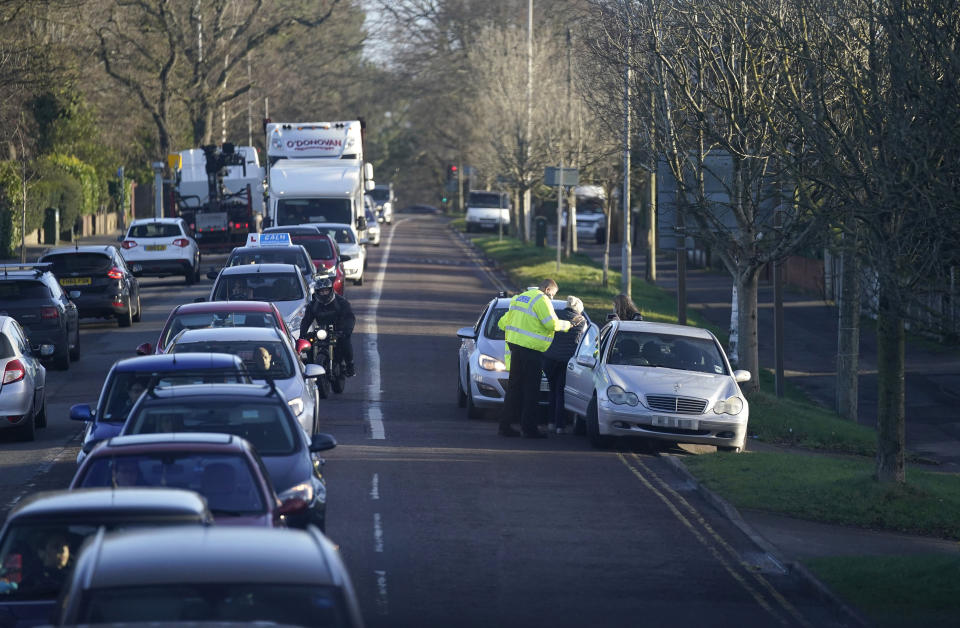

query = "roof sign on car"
[246, 232, 291, 247]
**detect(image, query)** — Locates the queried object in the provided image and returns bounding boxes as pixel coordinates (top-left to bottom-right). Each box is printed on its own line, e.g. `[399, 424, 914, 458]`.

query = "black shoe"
[498, 426, 521, 437]
[345, 363, 356, 377]
[522, 430, 548, 439]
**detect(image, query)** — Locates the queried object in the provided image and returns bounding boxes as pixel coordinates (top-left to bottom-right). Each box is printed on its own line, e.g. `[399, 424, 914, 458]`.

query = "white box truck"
[264, 121, 374, 233]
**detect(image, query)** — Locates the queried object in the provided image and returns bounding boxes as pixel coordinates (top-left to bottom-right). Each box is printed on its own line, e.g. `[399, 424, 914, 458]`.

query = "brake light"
[107, 267, 124, 279]
[172, 238, 190, 247]
[121, 240, 137, 249]
[40, 306, 59, 320]
[3, 359, 24, 384]
[189, 223, 196, 230]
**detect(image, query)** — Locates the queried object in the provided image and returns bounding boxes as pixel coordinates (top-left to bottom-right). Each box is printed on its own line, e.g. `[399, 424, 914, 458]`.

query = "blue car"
[70, 353, 251, 463]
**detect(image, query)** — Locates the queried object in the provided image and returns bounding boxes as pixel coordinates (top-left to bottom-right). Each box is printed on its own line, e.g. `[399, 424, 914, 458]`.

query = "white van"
[465, 191, 510, 233]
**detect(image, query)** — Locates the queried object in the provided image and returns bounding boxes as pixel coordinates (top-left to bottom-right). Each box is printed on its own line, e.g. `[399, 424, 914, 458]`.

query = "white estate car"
[308, 223, 367, 286]
[564, 320, 751, 452]
[120, 218, 201, 284]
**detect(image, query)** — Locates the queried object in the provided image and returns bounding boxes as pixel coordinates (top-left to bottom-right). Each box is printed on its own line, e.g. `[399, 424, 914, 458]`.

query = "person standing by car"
[300, 277, 357, 377]
[541, 296, 588, 434]
[497, 279, 582, 438]
[613, 293, 643, 321]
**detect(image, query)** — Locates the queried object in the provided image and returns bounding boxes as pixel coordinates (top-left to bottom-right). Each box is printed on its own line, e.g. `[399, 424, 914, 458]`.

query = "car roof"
[263, 225, 326, 235]
[144, 382, 276, 401]
[492, 297, 573, 310]
[6, 488, 211, 522]
[216, 263, 301, 276]
[231, 244, 307, 256]
[41, 245, 115, 256]
[111, 352, 245, 373]
[77, 527, 340, 588]
[170, 300, 278, 314]
[129, 217, 183, 224]
[174, 326, 285, 343]
[614, 320, 716, 339]
[96, 432, 246, 453]
[308, 222, 355, 231]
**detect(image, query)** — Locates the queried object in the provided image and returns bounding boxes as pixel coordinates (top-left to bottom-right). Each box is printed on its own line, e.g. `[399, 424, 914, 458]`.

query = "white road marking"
[370, 473, 380, 500]
[374, 569, 389, 615]
[373, 512, 385, 552]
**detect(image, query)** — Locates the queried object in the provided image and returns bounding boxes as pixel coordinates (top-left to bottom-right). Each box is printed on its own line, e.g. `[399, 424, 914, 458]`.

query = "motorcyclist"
[300, 277, 357, 377]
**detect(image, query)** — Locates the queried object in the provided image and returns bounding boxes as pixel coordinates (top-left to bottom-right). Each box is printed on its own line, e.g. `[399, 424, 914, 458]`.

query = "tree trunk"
[837, 244, 861, 420]
[875, 288, 906, 484]
[735, 268, 760, 393]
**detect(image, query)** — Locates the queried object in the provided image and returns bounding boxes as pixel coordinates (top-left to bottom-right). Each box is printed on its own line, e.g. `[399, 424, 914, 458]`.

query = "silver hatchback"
[0, 315, 47, 441]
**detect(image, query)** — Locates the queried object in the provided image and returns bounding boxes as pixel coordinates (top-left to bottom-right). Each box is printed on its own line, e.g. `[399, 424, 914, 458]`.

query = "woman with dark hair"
[613, 293, 643, 321]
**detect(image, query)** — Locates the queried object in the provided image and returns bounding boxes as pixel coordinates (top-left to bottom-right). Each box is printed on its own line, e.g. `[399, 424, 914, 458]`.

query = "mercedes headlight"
[479, 353, 506, 371]
[607, 385, 639, 406]
[712, 396, 744, 415]
[288, 397, 305, 416]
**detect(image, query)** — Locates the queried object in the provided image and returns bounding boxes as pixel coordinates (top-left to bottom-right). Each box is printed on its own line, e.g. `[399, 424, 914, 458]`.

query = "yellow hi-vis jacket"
[498, 288, 572, 370]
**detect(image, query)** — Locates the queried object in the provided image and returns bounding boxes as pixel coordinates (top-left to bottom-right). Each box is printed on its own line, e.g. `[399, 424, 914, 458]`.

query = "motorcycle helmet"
[314, 277, 336, 304]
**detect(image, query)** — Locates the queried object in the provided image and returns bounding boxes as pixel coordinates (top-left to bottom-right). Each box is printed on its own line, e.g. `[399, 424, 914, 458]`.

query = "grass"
[804, 555, 960, 628]
[465, 227, 960, 621]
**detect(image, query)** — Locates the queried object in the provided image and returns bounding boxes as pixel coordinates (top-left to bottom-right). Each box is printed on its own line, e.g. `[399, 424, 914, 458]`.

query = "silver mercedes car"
[564, 320, 751, 452]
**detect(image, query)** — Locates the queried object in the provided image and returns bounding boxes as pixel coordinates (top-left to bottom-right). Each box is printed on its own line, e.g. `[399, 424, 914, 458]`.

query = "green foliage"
[0, 161, 31, 258]
[32, 159, 82, 231]
[46, 154, 100, 216]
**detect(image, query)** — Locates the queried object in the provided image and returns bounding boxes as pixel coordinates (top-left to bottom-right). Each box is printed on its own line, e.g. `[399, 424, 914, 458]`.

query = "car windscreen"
[468, 192, 506, 208]
[126, 400, 296, 456]
[40, 253, 112, 274]
[607, 331, 727, 374]
[74, 583, 347, 625]
[100, 370, 249, 423]
[229, 249, 309, 274]
[0, 280, 50, 299]
[77, 453, 265, 516]
[313, 227, 355, 245]
[369, 188, 390, 201]
[291, 236, 334, 260]
[483, 308, 508, 341]
[128, 223, 182, 238]
[160, 311, 280, 349]
[170, 340, 294, 380]
[277, 198, 352, 226]
[212, 272, 304, 302]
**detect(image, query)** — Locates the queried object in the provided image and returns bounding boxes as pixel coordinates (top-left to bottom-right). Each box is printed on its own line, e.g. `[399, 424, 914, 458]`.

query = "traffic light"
[447, 164, 458, 181]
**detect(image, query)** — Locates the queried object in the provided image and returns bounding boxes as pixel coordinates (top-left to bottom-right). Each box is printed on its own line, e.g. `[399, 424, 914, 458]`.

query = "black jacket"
[542, 308, 587, 363]
[300, 294, 356, 338]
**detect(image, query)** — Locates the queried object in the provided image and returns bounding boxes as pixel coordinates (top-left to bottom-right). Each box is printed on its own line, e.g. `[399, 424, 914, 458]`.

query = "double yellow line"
[617, 452, 812, 627]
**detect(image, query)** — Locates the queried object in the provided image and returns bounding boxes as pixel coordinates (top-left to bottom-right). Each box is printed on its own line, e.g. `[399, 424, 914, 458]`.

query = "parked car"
[456, 293, 589, 419]
[119, 217, 201, 284]
[166, 326, 323, 435]
[261, 226, 347, 295]
[214, 233, 318, 282]
[0, 263, 79, 370]
[0, 315, 47, 441]
[563, 319, 751, 452]
[38, 245, 141, 328]
[119, 383, 337, 530]
[69, 352, 251, 463]
[0, 487, 212, 627]
[306, 223, 366, 286]
[139, 300, 290, 355]
[71, 433, 306, 527]
[363, 197, 381, 246]
[54, 526, 364, 627]
[208, 263, 311, 332]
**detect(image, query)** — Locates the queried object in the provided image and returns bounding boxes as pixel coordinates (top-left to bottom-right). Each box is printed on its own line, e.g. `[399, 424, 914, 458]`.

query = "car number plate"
[540, 378, 551, 392]
[59, 277, 92, 286]
[145, 244, 166, 251]
[651, 415, 697, 430]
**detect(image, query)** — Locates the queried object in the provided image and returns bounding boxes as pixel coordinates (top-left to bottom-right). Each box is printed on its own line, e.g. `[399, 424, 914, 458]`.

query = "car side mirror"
[339, 254, 351, 262]
[309, 432, 337, 453]
[733, 369, 751, 383]
[576, 355, 597, 369]
[456, 326, 476, 340]
[304, 363, 324, 379]
[70, 403, 93, 422]
[206, 268, 219, 280]
[136, 342, 153, 356]
[194, 297, 206, 303]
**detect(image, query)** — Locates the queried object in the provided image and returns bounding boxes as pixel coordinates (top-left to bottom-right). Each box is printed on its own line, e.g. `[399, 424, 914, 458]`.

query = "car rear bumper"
[127, 259, 194, 276]
[73, 294, 130, 318]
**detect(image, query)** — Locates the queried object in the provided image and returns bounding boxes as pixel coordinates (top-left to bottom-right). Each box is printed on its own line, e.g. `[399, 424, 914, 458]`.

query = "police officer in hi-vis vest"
[497, 279, 585, 438]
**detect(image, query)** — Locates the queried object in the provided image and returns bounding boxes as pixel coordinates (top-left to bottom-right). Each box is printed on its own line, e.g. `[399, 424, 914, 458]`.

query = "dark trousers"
[500, 343, 544, 434]
[335, 334, 354, 365]
[542, 357, 568, 428]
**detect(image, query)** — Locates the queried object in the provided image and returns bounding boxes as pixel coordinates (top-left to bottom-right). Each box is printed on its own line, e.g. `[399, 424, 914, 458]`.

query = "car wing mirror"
[733, 369, 751, 383]
[136, 342, 153, 356]
[576, 355, 597, 368]
[309, 432, 337, 453]
[69, 403, 93, 422]
[339, 254, 351, 262]
[304, 364, 325, 379]
[206, 268, 220, 280]
[456, 326, 476, 340]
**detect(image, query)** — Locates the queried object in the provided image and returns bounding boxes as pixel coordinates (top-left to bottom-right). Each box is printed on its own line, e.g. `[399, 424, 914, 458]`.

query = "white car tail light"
[3, 359, 25, 384]
[121, 240, 138, 249]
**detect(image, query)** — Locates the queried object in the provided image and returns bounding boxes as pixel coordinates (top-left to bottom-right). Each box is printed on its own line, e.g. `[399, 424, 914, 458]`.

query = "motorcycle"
[298, 325, 347, 398]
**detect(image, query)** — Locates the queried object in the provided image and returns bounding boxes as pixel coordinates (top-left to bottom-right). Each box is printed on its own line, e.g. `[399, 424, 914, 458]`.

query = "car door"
[564, 323, 600, 416]
[459, 300, 490, 392]
[114, 251, 138, 302]
[48, 277, 78, 342]
[10, 321, 43, 405]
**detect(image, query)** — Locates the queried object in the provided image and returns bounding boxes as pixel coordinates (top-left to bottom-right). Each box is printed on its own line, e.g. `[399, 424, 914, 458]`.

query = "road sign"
[544, 167, 579, 187]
